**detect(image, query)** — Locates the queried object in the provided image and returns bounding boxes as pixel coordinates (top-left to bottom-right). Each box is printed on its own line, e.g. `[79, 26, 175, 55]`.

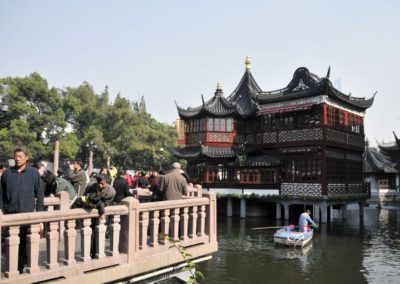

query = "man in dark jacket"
[0, 147, 44, 273]
[36, 162, 57, 196]
[67, 160, 87, 197]
[112, 169, 133, 204]
[84, 174, 116, 206]
[134, 171, 148, 188]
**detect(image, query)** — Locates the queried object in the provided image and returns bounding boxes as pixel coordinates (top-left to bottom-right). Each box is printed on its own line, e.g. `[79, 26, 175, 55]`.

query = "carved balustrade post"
[56, 191, 70, 240]
[180, 207, 189, 241]
[110, 215, 121, 256]
[46, 221, 59, 269]
[95, 217, 107, 259]
[189, 206, 198, 238]
[5, 226, 20, 278]
[119, 197, 139, 263]
[194, 184, 203, 197]
[205, 192, 217, 243]
[139, 212, 149, 250]
[79, 218, 92, 262]
[27, 224, 41, 273]
[64, 220, 77, 265]
[197, 205, 206, 238]
[160, 209, 170, 246]
[149, 210, 160, 248]
[170, 208, 180, 241]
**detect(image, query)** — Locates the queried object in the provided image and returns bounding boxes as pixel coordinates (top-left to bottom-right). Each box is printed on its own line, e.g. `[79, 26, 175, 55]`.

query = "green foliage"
[162, 235, 204, 284]
[0, 73, 177, 169]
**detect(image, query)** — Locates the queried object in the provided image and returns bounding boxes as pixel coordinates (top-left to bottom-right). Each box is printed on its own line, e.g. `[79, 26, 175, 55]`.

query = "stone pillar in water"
[227, 197, 233, 217]
[313, 205, 320, 223]
[276, 203, 281, 220]
[341, 204, 347, 220]
[320, 203, 328, 223]
[283, 203, 289, 221]
[240, 197, 246, 218]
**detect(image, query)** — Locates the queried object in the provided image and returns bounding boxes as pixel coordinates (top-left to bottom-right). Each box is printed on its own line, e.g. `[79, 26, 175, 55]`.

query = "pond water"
[198, 205, 400, 284]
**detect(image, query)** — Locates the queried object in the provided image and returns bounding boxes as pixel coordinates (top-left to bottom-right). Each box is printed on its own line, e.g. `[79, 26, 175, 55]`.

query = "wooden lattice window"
[284, 159, 321, 182]
[263, 113, 277, 130]
[348, 113, 363, 134]
[207, 118, 234, 132]
[326, 106, 347, 129]
[260, 169, 278, 183]
[378, 179, 389, 189]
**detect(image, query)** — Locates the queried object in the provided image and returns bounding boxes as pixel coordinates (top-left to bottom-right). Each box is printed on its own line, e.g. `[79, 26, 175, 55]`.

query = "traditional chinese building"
[364, 133, 400, 201]
[174, 57, 375, 222]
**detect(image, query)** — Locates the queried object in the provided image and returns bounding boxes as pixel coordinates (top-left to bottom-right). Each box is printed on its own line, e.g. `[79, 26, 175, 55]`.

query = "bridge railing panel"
[0, 201, 129, 282]
[0, 190, 216, 283]
[135, 192, 216, 258]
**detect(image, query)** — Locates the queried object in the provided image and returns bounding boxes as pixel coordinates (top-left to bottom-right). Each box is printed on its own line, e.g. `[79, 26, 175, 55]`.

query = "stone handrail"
[186, 184, 202, 197]
[132, 183, 203, 200]
[0, 191, 217, 283]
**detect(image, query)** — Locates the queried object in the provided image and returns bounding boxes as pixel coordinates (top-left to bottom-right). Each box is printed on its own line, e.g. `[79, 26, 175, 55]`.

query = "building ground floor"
[211, 187, 368, 224]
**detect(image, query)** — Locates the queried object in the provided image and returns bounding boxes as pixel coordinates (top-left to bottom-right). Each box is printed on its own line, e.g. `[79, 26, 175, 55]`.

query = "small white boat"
[273, 225, 313, 247]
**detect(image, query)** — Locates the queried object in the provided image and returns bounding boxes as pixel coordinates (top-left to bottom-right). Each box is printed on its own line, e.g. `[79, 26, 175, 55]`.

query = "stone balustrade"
[132, 183, 203, 200]
[0, 190, 217, 283]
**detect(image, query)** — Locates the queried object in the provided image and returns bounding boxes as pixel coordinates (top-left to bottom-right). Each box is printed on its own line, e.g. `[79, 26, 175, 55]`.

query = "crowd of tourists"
[0, 146, 191, 272]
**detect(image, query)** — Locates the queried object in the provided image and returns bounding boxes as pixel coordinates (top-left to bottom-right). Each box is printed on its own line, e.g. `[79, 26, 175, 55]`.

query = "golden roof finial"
[245, 55, 251, 70]
[216, 81, 223, 91]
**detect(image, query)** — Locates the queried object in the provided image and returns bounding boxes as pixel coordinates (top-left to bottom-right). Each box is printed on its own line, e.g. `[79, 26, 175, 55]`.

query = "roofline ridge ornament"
[326, 66, 331, 79]
[201, 94, 205, 106]
[393, 131, 399, 142]
[245, 55, 251, 70]
[215, 81, 223, 96]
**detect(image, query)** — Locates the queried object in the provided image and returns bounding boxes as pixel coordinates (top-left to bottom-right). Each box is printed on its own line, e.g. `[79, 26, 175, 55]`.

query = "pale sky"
[1, 0, 399, 145]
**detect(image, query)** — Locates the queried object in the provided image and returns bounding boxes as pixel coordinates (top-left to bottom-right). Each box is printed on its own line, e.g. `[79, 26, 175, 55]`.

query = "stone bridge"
[0, 186, 217, 283]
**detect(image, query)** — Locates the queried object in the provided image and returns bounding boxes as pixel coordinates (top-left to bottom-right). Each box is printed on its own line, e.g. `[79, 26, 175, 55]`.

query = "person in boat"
[299, 210, 317, 232]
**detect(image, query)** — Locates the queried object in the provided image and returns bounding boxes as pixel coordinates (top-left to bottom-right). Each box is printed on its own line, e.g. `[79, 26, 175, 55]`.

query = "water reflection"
[199, 207, 400, 284]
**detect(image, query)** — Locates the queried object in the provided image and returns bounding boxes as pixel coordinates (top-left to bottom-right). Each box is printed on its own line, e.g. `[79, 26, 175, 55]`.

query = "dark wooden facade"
[364, 133, 400, 192]
[174, 57, 374, 197]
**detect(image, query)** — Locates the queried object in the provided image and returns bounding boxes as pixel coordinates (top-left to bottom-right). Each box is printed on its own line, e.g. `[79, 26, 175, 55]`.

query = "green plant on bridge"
[162, 234, 204, 283]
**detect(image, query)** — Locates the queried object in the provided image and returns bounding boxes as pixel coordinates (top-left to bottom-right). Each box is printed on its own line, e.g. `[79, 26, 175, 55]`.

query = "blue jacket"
[0, 166, 44, 213]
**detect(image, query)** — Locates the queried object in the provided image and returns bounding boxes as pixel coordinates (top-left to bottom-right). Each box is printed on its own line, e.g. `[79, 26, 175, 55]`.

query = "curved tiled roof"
[256, 67, 375, 111]
[203, 91, 237, 116]
[242, 154, 280, 167]
[176, 64, 375, 120]
[172, 144, 281, 167]
[177, 88, 238, 119]
[364, 147, 397, 173]
[378, 132, 400, 152]
[173, 145, 237, 159]
[177, 69, 260, 119]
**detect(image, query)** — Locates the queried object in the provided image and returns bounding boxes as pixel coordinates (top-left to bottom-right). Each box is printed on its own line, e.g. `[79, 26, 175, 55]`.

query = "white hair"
[171, 162, 181, 170]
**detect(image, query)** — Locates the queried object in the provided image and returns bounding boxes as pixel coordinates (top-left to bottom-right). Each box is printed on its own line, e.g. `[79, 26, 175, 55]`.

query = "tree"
[0, 73, 66, 160]
[0, 73, 178, 170]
